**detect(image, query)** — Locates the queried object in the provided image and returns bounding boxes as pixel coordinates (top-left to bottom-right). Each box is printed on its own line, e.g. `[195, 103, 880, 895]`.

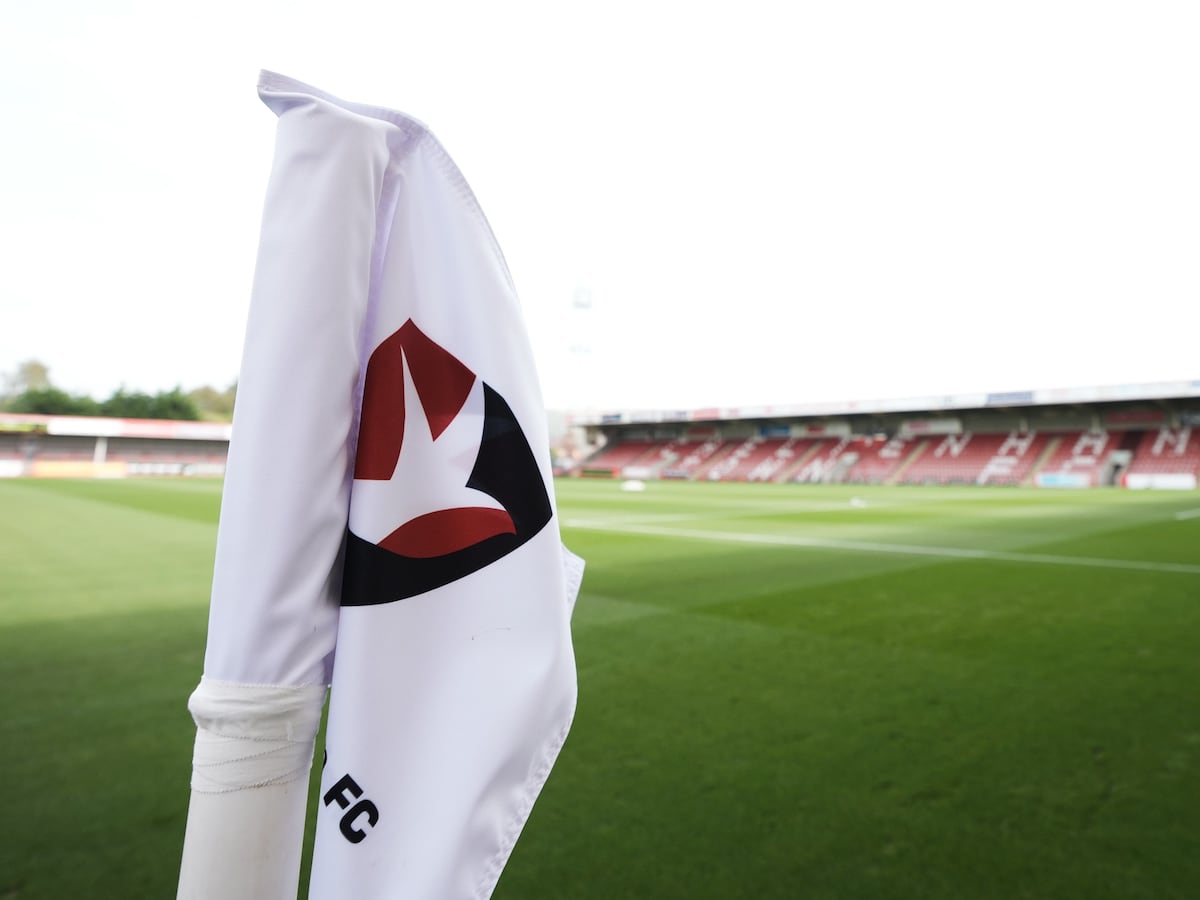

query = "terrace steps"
[772, 440, 824, 483]
[887, 438, 930, 485]
[1023, 436, 1061, 486]
[690, 439, 741, 480]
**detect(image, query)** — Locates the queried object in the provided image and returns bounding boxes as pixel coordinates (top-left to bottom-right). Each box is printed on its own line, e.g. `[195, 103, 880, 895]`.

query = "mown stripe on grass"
[564, 520, 1200, 576]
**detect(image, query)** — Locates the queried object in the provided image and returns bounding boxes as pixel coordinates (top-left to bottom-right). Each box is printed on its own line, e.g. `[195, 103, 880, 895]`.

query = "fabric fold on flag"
[178, 71, 580, 900]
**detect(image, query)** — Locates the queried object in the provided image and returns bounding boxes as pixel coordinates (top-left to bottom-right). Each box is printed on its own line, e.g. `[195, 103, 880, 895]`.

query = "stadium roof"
[568, 378, 1200, 427]
[0, 413, 232, 441]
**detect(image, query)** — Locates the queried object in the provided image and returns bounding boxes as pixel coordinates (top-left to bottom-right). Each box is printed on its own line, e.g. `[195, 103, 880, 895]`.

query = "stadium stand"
[896, 431, 1052, 486]
[6, 387, 1197, 490]
[841, 435, 920, 484]
[788, 438, 854, 484]
[1125, 427, 1199, 475]
[1034, 430, 1122, 487]
[689, 438, 740, 480]
[30, 436, 97, 460]
[581, 431, 1122, 487]
[106, 437, 229, 463]
[569, 382, 1200, 492]
[581, 439, 660, 476]
[657, 438, 726, 479]
[698, 437, 785, 481]
[749, 438, 815, 482]
[0, 434, 24, 459]
[0, 414, 232, 478]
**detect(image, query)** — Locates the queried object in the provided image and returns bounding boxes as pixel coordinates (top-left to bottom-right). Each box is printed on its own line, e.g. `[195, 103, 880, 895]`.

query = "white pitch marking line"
[1175, 508, 1200, 521]
[563, 520, 1200, 576]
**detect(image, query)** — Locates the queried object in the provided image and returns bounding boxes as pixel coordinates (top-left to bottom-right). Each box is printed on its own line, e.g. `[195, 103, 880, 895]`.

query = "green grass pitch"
[1, 477, 1198, 898]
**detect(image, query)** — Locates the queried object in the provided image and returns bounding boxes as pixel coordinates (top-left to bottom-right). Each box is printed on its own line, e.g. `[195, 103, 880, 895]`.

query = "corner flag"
[177, 71, 582, 900]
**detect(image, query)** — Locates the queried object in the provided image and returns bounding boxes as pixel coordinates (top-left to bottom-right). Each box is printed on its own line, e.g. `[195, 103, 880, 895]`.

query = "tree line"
[0, 360, 236, 422]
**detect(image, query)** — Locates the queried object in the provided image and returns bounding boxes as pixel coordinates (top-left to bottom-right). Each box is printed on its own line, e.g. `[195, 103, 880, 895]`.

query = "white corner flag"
[177, 71, 582, 900]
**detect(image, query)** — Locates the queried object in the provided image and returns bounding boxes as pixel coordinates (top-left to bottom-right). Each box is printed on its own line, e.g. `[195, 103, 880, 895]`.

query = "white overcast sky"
[2, 1, 1197, 413]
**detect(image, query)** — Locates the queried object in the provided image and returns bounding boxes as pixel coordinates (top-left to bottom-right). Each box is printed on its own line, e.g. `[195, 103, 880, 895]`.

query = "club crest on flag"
[342, 319, 553, 605]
